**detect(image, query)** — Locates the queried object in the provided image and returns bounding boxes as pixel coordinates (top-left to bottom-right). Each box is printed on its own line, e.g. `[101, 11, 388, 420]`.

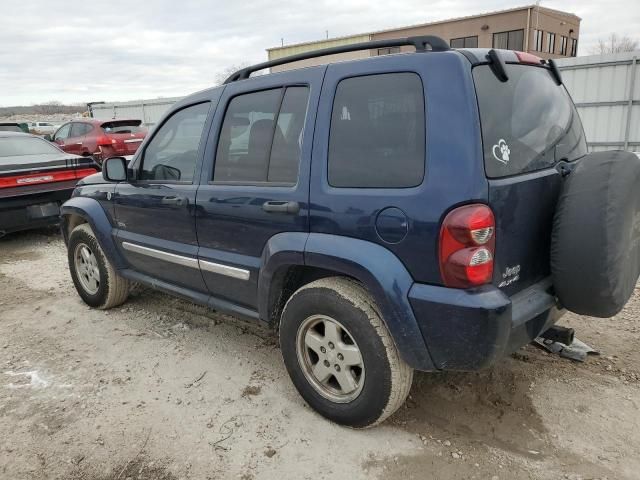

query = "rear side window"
[328, 73, 425, 188]
[140, 102, 210, 182]
[473, 64, 587, 178]
[214, 86, 309, 184]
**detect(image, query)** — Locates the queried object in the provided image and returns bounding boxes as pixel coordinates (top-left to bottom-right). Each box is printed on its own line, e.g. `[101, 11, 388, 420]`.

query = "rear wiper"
[486, 49, 508, 82]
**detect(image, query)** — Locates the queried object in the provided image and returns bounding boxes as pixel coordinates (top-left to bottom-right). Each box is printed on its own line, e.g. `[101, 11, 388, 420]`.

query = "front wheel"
[67, 223, 130, 309]
[279, 277, 413, 428]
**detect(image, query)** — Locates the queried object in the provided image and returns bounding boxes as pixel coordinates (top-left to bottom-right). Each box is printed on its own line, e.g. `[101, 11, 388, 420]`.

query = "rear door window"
[473, 64, 587, 178]
[328, 72, 425, 188]
[214, 86, 310, 185]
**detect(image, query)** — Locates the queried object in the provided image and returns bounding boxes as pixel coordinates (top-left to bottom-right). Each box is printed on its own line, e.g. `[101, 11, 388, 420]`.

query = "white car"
[29, 122, 58, 135]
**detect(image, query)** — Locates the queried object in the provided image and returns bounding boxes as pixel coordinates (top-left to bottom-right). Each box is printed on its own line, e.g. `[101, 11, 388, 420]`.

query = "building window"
[533, 29, 544, 51]
[560, 35, 568, 55]
[493, 29, 524, 51]
[377, 47, 401, 56]
[570, 38, 578, 57]
[546, 32, 556, 53]
[450, 36, 478, 48]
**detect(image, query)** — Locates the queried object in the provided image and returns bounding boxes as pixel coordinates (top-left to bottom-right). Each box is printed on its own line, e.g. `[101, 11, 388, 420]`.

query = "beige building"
[267, 5, 580, 72]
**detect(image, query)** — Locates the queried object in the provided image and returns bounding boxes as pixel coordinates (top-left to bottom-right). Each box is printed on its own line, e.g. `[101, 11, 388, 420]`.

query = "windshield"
[0, 136, 62, 157]
[473, 63, 587, 178]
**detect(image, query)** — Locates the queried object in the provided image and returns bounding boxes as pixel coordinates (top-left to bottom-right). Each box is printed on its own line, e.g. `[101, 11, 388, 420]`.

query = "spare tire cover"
[551, 151, 640, 318]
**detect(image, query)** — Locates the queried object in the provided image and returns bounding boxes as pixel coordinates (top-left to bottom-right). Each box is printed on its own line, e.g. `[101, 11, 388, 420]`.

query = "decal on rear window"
[492, 139, 511, 165]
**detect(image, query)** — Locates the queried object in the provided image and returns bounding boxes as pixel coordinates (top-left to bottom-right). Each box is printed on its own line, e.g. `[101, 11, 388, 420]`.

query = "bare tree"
[591, 34, 639, 54]
[214, 62, 266, 85]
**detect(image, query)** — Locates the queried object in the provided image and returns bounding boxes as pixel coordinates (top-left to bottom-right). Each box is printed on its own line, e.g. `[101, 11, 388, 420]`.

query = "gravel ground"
[1, 228, 639, 480]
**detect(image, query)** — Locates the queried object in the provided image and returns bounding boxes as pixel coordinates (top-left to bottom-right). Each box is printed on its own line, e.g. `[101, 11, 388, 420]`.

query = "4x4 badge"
[492, 139, 511, 164]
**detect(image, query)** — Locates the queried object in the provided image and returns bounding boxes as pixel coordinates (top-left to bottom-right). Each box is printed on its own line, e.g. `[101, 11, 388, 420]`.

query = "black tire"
[67, 223, 129, 309]
[551, 151, 640, 317]
[279, 277, 413, 428]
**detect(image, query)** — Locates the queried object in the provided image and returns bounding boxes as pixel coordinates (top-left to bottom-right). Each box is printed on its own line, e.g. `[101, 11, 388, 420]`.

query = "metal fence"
[89, 97, 183, 128]
[556, 51, 639, 152]
[88, 51, 640, 152]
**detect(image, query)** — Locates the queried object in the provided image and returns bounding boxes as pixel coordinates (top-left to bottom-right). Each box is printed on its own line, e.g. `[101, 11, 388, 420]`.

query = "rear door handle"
[262, 201, 300, 214]
[161, 195, 187, 207]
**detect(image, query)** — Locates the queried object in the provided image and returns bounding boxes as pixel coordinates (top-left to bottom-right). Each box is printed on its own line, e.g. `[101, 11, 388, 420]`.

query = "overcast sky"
[0, 0, 637, 106]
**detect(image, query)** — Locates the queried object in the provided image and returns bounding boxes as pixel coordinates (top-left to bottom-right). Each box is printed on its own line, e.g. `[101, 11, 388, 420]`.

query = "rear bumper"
[409, 278, 562, 370]
[0, 184, 76, 234]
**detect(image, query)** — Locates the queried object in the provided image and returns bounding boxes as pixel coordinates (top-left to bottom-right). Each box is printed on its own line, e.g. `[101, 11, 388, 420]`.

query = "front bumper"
[0, 182, 76, 234]
[409, 277, 562, 370]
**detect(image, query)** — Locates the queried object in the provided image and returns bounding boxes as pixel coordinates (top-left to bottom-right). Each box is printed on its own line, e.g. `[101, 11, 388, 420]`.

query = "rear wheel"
[68, 223, 129, 309]
[279, 277, 413, 428]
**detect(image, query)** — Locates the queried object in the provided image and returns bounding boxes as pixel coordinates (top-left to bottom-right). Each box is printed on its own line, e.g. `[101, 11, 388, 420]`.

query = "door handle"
[161, 195, 187, 207]
[262, 200, 300, 214]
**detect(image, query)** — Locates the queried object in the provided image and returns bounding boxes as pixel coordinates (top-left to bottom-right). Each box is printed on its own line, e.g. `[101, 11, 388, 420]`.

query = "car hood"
[77, 171, 106, 186]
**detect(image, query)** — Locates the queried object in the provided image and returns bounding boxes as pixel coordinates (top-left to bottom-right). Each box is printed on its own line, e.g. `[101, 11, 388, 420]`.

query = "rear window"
[101, 120, 145, 134]
[328, 72, 425, 188]
[473, 64, 587, 178]
[0, 125, 23, 133]
[0, 136, 61, 158]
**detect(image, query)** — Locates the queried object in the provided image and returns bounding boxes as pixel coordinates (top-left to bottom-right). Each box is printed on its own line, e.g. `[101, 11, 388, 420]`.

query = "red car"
[50, 119, 147, 164]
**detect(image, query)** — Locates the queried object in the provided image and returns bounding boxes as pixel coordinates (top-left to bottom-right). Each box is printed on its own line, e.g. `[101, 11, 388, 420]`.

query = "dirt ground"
[1, 228, 639, 480]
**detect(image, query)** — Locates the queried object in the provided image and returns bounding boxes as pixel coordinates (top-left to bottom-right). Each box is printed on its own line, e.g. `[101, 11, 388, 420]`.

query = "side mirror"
[44, 134, 53, 141]
[102, 156, 128, 182]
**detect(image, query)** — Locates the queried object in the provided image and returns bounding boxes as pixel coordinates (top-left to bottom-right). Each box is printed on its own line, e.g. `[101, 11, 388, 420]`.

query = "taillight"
[0, 168, 98, 189]
[439, 204, 495, 288]
[96, 135, 116, 146]
[515, 51, 543, 65]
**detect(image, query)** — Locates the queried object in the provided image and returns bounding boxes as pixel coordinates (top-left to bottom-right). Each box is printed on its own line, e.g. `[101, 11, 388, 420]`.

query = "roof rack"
[224, 35, 450, 84]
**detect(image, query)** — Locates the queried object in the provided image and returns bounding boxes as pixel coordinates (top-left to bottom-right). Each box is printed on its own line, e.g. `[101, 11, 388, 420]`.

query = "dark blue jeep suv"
[61, 37, 640, 427]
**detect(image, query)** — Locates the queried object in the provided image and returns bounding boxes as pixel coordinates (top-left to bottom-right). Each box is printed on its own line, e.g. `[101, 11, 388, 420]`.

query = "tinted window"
[328, 73, 425, 188]
[70, 123, 91, 137]
[140, 102, 210, 182]
[0, 136, 62, 158]
[473, 64, 587, 178]
[214, 87, 309, 184]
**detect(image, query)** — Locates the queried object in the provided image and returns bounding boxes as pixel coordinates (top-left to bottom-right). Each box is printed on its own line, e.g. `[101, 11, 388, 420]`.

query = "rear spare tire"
[551, 151, 640, 317]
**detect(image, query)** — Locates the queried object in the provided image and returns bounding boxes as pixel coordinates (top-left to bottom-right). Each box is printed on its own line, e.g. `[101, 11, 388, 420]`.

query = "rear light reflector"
[0, 167, 98, 189]
[515, 51, 543, 65]
[439, 204, 496, 288]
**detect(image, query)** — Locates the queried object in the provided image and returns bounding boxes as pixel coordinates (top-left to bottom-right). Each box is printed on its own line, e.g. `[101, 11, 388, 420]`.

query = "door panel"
[196, 67, 325, 309]
[114, 100, 216, 293]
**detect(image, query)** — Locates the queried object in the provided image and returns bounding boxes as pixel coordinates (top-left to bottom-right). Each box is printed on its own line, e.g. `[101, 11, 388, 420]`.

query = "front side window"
[54, 123, 71, 141]
[473, 64, 587, 178]
[493, 30, 524, 51]
[140, 102, 210, 182]
[328, 73, 425, 188]
[214, 86, 309, 184]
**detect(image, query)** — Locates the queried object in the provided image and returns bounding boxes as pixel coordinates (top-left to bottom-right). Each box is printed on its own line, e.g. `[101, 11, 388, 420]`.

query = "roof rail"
[224, 35, 450, 84]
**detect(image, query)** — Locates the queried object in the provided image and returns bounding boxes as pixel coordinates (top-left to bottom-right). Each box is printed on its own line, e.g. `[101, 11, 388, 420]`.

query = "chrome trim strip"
[121, 242, 199, 269]
[198, 259, 250, 281]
